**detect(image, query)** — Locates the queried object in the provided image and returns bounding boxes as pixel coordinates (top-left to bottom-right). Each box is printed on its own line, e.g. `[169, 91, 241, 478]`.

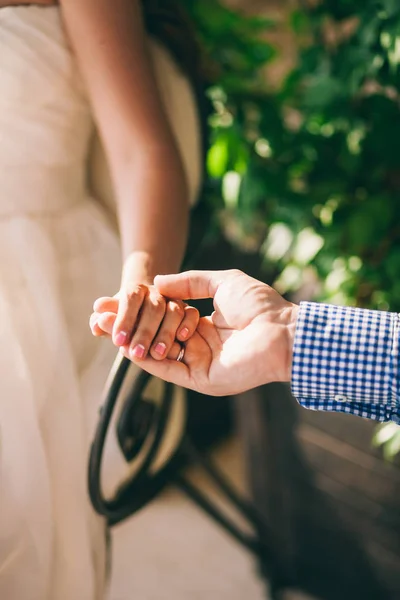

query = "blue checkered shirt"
[291, 302, 400, 424]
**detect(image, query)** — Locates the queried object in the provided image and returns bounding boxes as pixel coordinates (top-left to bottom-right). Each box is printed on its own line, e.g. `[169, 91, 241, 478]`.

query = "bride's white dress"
[0, 6, 201, 600]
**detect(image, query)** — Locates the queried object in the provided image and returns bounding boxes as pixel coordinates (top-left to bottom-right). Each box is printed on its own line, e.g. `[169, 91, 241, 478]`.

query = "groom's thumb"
[154, 270, 224, 300]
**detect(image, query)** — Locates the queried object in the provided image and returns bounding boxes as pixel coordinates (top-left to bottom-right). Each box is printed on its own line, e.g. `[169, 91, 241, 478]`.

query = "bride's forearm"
[60, 0, 190, 284]
[115, 147, 189, 286]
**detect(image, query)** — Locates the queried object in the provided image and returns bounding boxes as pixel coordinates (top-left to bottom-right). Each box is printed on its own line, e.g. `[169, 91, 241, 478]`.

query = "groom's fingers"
[154, 270, 227, 301]
[122, 350, 190, 389]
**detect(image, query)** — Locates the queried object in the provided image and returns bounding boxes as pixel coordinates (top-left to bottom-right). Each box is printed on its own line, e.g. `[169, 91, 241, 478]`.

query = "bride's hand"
[89, 285, 199, 361]
[119, 270, 298, 396]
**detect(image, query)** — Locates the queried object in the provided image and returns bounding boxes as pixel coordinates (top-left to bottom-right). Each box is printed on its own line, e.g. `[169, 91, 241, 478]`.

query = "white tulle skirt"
[0, 6, 201, 600]
[0, 198, 121, 600]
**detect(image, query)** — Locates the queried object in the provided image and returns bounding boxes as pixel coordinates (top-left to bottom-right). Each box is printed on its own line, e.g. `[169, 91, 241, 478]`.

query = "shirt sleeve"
[291, 302, 400, 424]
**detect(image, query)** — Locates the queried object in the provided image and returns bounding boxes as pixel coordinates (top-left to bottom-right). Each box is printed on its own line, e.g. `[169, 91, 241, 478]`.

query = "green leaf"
[207, 136, 229, 178]
[289, 10, 309, 35]
[303, 75, 344, 109]
[381, 0, 400, 18]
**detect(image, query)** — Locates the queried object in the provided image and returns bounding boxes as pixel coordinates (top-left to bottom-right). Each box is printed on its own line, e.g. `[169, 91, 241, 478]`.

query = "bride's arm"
[60, 0, 189, 286]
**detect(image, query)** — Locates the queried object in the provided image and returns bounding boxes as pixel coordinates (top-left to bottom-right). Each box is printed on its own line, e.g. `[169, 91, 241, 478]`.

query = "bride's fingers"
[176, 305, 200, 342]
[149, 301, 186, 360]
[196, 316, 223, 352]
[119, 340, 182, 362]
[96, 311, 117, 335]
[90, 311, 116, 336]
[166, 341, 183, 361]
[128, 333, 212, 391]
[93, 296, 119, 313]
[90, 312, 106, 336]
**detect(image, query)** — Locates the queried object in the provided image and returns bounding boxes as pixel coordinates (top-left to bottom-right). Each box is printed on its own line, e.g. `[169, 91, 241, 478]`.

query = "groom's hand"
[123, 269, 299, 396]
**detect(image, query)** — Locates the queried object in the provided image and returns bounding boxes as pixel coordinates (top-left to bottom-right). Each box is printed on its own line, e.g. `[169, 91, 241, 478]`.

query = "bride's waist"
[0, 164, 87, 217]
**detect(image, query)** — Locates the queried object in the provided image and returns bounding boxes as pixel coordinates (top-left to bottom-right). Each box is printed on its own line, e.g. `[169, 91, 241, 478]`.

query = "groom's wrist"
[284, 303, 299, 382]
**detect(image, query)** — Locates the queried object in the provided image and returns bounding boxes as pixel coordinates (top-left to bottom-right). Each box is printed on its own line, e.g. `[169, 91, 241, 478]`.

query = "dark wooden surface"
[236, 385, 400, 600]
[189, 212, 400, 599]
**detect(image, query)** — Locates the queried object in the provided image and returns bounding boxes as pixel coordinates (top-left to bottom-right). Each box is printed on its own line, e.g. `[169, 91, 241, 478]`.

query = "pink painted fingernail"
[154, 342, 167, 356]
[180, 327, 189, 340]
[115, 331, 128, 346]
[131, 344, 145, 359]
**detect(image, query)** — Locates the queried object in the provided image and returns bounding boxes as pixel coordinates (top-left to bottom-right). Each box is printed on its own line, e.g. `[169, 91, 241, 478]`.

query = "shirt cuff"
[291, 302, 400, 423]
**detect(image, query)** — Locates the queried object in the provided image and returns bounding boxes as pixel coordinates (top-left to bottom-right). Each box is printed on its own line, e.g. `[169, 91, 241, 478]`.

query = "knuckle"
[124, 283, 146, 302]
[188, 313, 199, 326]
[186, 305, 199, 317]
[228, 268, 243, 278]
[151, 295, 166, 313]
[136, 284, 148, 293]
[169, 301, 184, 319]
[183, 308, 199, 326]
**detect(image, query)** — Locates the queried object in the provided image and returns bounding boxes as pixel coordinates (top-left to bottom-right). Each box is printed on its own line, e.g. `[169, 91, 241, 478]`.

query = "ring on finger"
[176, 344, 185, 363]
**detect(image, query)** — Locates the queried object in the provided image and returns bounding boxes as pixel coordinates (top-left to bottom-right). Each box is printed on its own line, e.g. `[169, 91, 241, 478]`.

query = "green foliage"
[185, 0, 400, 313]
[183, 0, 400, 453]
